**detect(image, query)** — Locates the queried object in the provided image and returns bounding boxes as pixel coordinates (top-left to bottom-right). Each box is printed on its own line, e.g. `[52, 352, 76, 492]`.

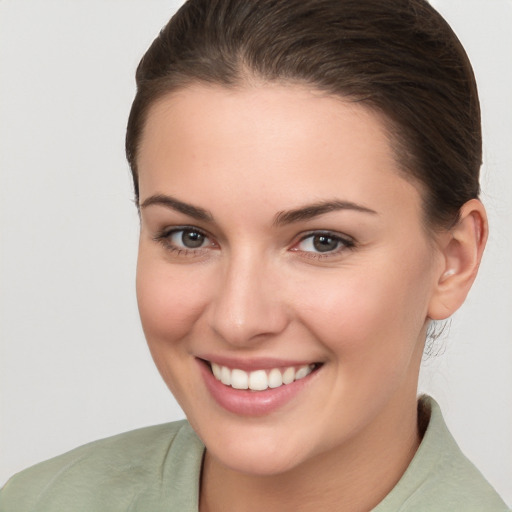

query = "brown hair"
[126, 0, 481, 229]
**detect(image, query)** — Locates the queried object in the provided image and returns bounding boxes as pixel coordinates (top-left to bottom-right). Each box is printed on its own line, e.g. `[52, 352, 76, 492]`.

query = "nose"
[208, 250, 289, 347]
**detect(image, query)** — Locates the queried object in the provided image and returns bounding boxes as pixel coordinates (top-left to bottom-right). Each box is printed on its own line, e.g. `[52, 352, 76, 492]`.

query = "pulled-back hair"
[126, 0, 481, 229]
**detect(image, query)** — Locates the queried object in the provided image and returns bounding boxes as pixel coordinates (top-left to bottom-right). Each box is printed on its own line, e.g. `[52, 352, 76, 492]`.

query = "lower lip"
[198, 360, 318, 416]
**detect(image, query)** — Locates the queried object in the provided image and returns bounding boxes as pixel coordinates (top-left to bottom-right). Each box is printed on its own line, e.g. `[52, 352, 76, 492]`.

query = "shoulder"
[374, 396, 509, 512]
[0, 420, 204, 512]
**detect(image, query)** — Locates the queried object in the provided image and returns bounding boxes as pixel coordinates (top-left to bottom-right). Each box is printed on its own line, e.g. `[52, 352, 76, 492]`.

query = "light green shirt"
[0, 397, 508, 511]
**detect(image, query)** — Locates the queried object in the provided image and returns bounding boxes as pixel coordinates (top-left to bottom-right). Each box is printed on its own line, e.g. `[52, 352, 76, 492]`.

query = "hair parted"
[126, 0, 481, 229]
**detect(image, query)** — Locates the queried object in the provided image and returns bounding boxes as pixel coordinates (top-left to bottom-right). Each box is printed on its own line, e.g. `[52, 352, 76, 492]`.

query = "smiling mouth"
[204, 360, 322, 391]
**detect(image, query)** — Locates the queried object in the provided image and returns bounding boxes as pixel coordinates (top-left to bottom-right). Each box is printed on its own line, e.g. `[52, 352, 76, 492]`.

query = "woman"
[0, 0, 509, 510]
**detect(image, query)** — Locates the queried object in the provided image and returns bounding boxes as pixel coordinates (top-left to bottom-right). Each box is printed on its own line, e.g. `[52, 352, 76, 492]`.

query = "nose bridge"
[208, 246, 288, 346]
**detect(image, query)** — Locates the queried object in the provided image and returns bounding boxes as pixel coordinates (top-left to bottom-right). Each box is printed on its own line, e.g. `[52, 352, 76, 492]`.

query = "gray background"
[1, 0, 511, 504]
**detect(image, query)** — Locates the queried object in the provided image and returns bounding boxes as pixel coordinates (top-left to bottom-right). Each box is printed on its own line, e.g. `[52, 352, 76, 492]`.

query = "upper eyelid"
[153, 226, 215, 248]
[159, 227, 352, 239]
[295, 230, 354, 243]
[158, 225, 211, 237]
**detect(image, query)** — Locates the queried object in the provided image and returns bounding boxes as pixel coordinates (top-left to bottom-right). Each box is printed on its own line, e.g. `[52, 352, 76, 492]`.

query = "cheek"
[135, 251, 214, 405]
[295, 252, 433, 361]
[136, 253, 210, 346]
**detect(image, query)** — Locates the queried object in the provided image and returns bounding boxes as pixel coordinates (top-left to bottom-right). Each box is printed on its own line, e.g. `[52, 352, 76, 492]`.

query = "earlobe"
[428, 199, 488, 320]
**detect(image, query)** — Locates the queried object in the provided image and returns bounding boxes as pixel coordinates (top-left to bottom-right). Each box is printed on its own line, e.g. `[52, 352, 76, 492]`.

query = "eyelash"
[153, 227, 356, 259]
[291, 231, 355, 259]
[153, 226, 215, 257]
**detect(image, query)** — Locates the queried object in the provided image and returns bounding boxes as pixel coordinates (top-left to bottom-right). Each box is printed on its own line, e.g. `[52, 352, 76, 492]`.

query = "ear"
[428, 199, 488, 321]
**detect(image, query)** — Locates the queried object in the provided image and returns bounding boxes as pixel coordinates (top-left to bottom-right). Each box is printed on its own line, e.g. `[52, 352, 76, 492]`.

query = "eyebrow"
[139, 194, 214, 222]
[139, 194, 377, 226]
[273, 200, 377, 226]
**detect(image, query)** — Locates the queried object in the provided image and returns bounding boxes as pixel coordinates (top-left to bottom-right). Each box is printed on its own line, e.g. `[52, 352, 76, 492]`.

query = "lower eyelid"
[155, 238, 211, 259]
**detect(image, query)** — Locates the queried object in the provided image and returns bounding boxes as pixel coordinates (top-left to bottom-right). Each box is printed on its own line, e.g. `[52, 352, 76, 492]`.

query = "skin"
[135, 83, 487, 511]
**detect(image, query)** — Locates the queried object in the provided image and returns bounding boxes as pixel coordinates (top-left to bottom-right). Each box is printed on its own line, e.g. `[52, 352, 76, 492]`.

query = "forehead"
[140, 83, 390, 157]
[137, 83, 422, 221]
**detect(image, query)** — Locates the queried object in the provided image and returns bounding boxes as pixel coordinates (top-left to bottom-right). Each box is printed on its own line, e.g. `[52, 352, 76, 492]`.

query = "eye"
[293, 232, 354, 255]
[169, 228, 209, 249]
[154, 226, 215, 254]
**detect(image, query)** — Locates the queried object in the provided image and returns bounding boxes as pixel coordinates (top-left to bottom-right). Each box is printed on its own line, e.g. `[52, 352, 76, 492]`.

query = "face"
[136, 84, 445, 476]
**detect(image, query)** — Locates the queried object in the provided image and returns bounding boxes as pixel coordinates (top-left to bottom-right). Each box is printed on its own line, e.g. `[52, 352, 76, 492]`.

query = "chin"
[191, 413, 320, 477]
[208, 440, 307, 477]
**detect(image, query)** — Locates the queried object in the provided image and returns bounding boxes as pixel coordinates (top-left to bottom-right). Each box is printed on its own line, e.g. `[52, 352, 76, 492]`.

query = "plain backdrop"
[1, 0, 511, 505]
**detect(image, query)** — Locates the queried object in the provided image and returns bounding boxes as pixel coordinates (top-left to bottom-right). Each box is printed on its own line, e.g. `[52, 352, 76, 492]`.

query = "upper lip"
[197, 355, 321, 372]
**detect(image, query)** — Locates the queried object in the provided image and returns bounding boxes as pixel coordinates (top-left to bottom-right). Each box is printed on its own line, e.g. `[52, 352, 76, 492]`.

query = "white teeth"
[268, 368, 283, 388]
[210, 363, 315, 391]
[249, 370, 268, 391]
[211, 362, 222, 380]
[231, 369, 249, 390]
[295, 366, 310, 380]
[282, 367, 295, 385]
[220, 366, 231, 386]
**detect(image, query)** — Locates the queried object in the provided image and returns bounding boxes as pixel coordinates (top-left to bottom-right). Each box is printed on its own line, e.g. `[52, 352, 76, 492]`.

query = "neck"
[199, 392, 421, 512]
